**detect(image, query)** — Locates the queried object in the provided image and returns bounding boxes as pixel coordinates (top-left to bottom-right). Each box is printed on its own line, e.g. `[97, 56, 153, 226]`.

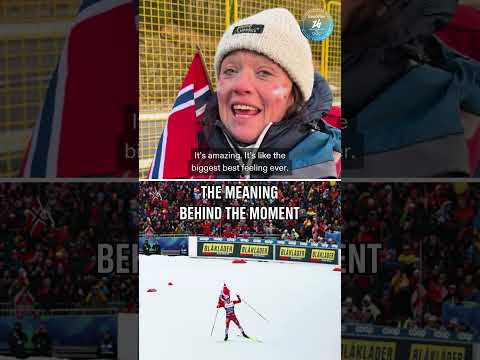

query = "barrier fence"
[188, 236, 340, 265]
[0, 314, 117, 351]
[139, 0, 341, 178]
[139, 232, 341, 256]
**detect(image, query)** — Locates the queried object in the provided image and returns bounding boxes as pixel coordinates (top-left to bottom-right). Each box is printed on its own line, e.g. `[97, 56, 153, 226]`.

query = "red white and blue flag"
[148, 52, 212, 179]
[20, 0, 138, 177]
[324, 105, 342, 177]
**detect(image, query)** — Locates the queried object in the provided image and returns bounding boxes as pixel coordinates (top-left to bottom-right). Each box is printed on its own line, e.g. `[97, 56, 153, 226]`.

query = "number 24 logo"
[312, 19, 322, 29]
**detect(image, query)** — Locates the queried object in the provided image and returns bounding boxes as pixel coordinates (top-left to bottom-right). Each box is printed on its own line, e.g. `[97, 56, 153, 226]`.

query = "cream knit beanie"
[214, 8, 314, 102]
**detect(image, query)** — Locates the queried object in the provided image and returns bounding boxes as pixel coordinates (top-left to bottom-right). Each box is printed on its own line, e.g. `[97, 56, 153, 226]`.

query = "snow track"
[140, 255, 340, 360]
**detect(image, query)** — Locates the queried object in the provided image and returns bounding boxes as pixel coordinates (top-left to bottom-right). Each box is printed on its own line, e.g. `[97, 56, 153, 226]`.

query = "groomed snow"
[140, 255, 340, 360]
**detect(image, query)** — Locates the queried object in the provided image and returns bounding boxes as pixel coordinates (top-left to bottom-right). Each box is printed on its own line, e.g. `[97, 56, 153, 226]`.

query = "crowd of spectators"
[342, 183, 480, 335]
[0, 183, 138, 313]
[139, 182, 341, 244]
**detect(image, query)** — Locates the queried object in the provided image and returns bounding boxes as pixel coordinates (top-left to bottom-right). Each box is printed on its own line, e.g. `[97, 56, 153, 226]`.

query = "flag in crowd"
[24, 197, 54, 239]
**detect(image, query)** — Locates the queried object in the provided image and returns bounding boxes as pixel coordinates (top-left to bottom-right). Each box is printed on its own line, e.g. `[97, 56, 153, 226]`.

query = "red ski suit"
[217, 295, 242, 329]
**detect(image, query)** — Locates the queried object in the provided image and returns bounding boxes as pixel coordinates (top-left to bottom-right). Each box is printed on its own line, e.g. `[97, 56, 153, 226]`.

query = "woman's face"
[217, 50, 294, 144]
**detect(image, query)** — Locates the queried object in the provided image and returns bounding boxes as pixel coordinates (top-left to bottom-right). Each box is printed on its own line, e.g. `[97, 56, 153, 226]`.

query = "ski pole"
[211, 282, 226, 336]
[242, 297, 269, 323]
[210, 307, 219, 336]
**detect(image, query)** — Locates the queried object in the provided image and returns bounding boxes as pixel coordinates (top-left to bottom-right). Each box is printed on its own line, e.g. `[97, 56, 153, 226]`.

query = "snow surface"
[140, 255, 341, 360]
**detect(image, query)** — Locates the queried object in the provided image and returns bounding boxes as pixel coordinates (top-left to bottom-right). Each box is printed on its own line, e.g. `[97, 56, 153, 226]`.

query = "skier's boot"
[242, 331, 249, 339]
[224, 334, 228, 341]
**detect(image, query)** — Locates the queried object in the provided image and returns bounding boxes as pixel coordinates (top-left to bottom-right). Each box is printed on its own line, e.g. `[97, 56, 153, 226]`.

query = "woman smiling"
[199, 8, 341, 179]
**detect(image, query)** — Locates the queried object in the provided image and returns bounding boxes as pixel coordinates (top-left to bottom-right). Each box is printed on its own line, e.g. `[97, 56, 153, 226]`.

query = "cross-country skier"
[217, 284, 249, 341]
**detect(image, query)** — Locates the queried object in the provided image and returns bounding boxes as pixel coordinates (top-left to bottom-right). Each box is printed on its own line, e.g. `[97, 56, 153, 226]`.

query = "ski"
[236, 334, 262, 343]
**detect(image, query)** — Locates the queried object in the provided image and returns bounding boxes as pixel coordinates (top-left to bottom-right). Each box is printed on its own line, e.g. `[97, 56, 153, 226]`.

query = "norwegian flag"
[217, 283, 231, 307]
[324, 105, 342, 177]
[25, 198, 54, 239]
[148, 52, 212, 179]
[13, 269, 35, 319]
[20, 0, 138, 177]
[323, 105, 341, 128]
[152, 189, 162, 201]
[14, 287, 35, 320]
[436, 5, 480, 62]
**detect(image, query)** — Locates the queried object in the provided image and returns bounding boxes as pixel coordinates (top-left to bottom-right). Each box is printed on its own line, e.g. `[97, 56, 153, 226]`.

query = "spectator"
[180, 243, 188, 256]
[152, 240, 161, 255]
[411, 283, 427, 320]
[462, 274, 476, 299]
[425, 314, 440, 330]
[8, 322, 28, 358]
[447, 318, 462, 332]
[443, 284, 461, 305]
[391, 269, 410, 295]
[262, 220, 272, 236]
[397, 245, 419, 265]
[143, 239, 151, 255]
[97, 330, 115, 358]
[427, 274, 447, 315]
[86, 283, 108, 307]
[291, 228, 300, 241]
[32, 324, 52, 356]
[359, 295, 381, 323]
[342, 297, 359, 322]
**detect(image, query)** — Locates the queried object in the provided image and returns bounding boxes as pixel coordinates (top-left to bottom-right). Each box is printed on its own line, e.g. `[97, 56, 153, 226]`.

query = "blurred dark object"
[31, 324, 52, 356]
[180, 243, 188, 256]
[8, 322, 28, 359]
[342, 0, 480, 177]
[97, 330, 116, 358]
[143, 239, 152, 255]
[152, 240, 161, 255]
[343, 0, 459, 118]
[436, 4, 480, 61]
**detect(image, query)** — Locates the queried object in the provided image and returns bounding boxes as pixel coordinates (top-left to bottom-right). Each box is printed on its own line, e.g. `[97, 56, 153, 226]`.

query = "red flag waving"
[222, 284, 230, 299]
[217, 283, 230, 308]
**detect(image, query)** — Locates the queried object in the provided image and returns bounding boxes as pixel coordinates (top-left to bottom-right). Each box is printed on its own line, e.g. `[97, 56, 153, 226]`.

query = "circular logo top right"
[300, 8, 334, 42]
